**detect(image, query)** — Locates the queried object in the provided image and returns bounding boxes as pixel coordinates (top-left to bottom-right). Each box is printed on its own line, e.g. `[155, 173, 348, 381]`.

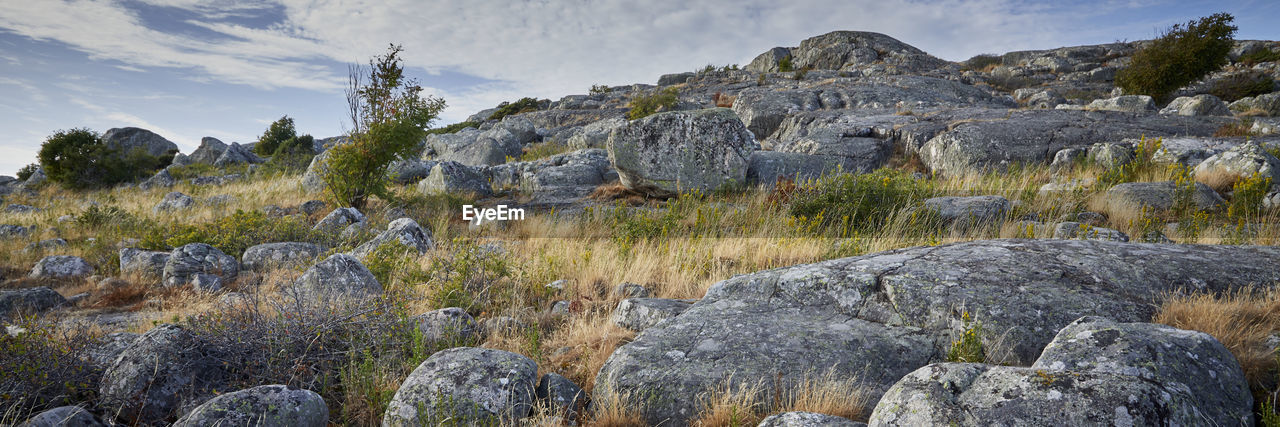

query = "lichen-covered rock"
[567, 117, 626, 149]
[596, 239, 1280, 425]
[611, 298, 696, 332]
[1085, 142, 1134, 170]
[139, 169, 176, 190]
[1099, 181, 1225, 212]
[0, 287, 67, 318]
[413, 307, 477, 343]
[868, 317, 1252, 426]
[0, 224, 33, 238]
[1193, 141, 1280, 189]
[614, 282, 651, 298]
[349, 218, 433, 261]
[189, 137, 228, 165]
[153, 192, 194, 213]
[1052, 222, 1129, 242]
[758, 412, 863, 427]
[607, 108, 758, 197]
[162, 243, 238, 289]
[388, 158, 436, 185]
[241, 242, 324, 272]
[313, 207, 365, 233]
[102, 127, 178, 157]
[536, 373, 587, 419]
[425, 127, 523, 166]
[1085, 95, 1156, 113]
[921, 196, 1009, 229]
[746, 150, 874, 186]
[291, 254, 381, 303]
[99, 324, 225, 426]
[744, 31, 948, 75]
[119, 248, 170, 279]
[19, 405, 105, 427]
[1160, 94, 1232, 116]
[86, 332, 141, 369]
[383, 347, 538, 425]
[173, 385, 328, 427]
[29, 256, 94, 279]
[417, 161, 493, 197]
[1229, 92, 1280, 116]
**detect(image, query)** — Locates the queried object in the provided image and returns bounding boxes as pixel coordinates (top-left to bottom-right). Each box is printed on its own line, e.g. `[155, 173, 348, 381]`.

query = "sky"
[0, 1, 1278, 176]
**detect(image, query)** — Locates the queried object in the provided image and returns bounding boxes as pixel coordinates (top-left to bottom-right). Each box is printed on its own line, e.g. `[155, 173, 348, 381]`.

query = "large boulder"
[536, 373, 587, 419]
[291, 254, 381, 304]
[384, 347, 538, 425]
[0, 287, 67, 318]
[746, 151, 861, 186]
[388, 158, 437, 185]
[86, 332, 141, 369]
[1085, 95, 1156, 113]
[29, 256, 94, 279]
[99, 324, 225, 426]
[313, 207, 365, 233]
[412, 307, 477, 343]
[241, 242, 324, 272]
[119, 248, 170, 279]
[744, 31, 948, 74]
[417, 161, 493, 197]
[0, 224, 33, 238]
[19, 406, 105, 427]
[595, 239, 1280, 425]
[162, 243, 239, 290]
[567, 117, 627, 149]
[213, 142, 263, 167]
[102, 127, 178, 158]
[349, 218, 433, 261]
[153, 191, 194, 213]
[172, 385, 328, 427]
[1160, 94, 1232, 116]
[189, 137, 229, 165]
[607, 108, 758, 197]
[424, 127, 523, 166]
[921, 195, 1009, 229]
[1193, 141, 1280, 190]
[1228, 92, 1280, 116]
[1099, 181, 1226, 212]
[868, 317, 1252, 426]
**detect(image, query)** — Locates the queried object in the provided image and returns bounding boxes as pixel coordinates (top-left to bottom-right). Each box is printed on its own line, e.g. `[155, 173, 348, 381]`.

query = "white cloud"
[0, 77, 47, 104]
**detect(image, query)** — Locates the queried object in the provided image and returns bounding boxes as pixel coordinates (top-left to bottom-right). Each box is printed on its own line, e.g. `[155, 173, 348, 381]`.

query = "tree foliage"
[1116, 13, 1237, 103]
[37, 128, 168, 189]
[320, 44, 446, 209]
[254, 116, 297, 156]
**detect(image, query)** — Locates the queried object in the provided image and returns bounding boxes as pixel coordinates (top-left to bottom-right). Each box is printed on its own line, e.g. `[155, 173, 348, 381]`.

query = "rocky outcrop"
[119, 248, 170, 279]
[173, 385, 328, 427]
[28, 256, 94, 279]
[595, 239, 1280, 425]
[291, 254, 381, 304]
[868, 317, 1252, 426]
[102, 127, 178, 158]
[349, 218, 433, 261]
[607, 108, 758, 197]
[1098, 181, 1226, 212]
[1193, 141, 1280, 189]
[1229, 92, 1280, 116]
[921, 196, 1009, 229]
[162, 243, 239, 290]
[99, 324, 225, 426]
[759, 412, 863, 427]
[487, 148, 618, 207]
[213, 142, 263, 167]
[1160, 94, 1232, 116]
[417, 161, 493, 197]
[384, 347, 538, 425]
[744, 31, 949, 75]
[19, 406, 105, 427]
[189, 137, 229, 165]
[241, 242, 324, 272]
[153, 192, 194, 213]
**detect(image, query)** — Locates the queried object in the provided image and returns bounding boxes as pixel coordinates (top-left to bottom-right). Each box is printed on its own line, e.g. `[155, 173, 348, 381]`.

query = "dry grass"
[545, 313, 636, 393]
[1153, 288, 1280, 400]
[584, 383, 647, 427]
[1195, 168, 1246, 193]
[588, 183, 649, 205]
[691, 370, 872, 426]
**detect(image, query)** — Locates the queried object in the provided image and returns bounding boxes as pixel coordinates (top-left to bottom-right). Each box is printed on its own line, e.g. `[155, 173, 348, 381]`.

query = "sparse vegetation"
[426, 121, 479, 135]
[963, 53, 1003, 71]
[590, 84, 612, 95]
[1116, 13, 1237, 103]
[778, 55, 794, 72]
[1208, 69, 1276, 102]
[1240, 48, 1280, 66]
[488, 97, 542, 121]
[15, 164, 37, 181]
[627, 87, 679, 120]
[947, 311, 986, 363]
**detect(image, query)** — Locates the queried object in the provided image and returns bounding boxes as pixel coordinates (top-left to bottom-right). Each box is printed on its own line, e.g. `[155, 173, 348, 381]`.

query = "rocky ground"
[3, 30, 1280, 426]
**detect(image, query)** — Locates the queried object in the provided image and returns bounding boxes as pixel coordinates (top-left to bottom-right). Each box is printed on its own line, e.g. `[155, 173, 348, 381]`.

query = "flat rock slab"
[595, 239, 1280, 425]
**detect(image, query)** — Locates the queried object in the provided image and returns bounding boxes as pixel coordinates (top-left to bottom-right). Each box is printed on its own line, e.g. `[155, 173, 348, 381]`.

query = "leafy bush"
[253, 116, 297, 156]
[1208, 70, 1276, 102]
[141, 209, 317, 257]
[0, 319, 102, 417]
[787, 168, 933, 236]
[778, 55, 794, 72]
[963, 53, 1003, 71]
[627, 87, 679, 120]
[15, 164, 37, 181]
[320, 44, 446, 209]
[37, 128, 169, 189]
[1116, 13, 1237, 103]
[488, 97, 541, 121]
[1240, 48, 1280, 66]
[425, 121, 479, 135]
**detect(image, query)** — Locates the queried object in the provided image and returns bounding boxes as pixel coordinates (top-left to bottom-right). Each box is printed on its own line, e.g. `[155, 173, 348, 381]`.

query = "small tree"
[320, 44, 446, 209]
[1116, 13, 1237, 103]
[254, 116, 298, 156]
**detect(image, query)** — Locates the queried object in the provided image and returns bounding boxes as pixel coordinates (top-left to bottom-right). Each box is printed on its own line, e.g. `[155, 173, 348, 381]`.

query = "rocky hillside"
[2, 30, 1280, 426]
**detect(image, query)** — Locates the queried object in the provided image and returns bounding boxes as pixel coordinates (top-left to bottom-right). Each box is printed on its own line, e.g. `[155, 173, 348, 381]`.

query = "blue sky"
[0, 0, 1277, 176]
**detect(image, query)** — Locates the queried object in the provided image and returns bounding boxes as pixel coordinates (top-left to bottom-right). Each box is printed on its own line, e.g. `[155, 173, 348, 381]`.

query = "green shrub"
[1099, 136, 1161, 185]
[142, 209, 317, 257]
[488, 98, 541, 121]
[627, 87, 679, 120]
[0, 319, 102, 417]
[787, 168, 933, 236]
[37, 128, 168, 189]
[254, 116, 297, 156]
[1240, 48, 1280, 66]
[364, 240, 417, 287]
[1116, 13, 1237, 103]
[321, 44, 446, 209]
[963, 53, 1003, 71]
[947, 311, 985, 363]
[425, 121, 479, 135]
[778, 55, 794, 72]
[589, 84, 612, 95]
[74, 205, 138, 230]
[15, 164, 37, 181]
[1208, 69, 1276, 102]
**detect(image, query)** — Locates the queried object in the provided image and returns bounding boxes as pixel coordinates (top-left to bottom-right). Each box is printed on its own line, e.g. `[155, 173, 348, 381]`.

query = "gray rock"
[0, 287, 67, 318]
[23, 238, 68, 254]
[19, 406, 104, 427]
[300, 148, 334, 193]
[188, 174, 242, 187]
[1229, 92, 1280, 116]
[213, 142, 263, 167]
[86, 332, 140, 369]
[1025, 89, 1066, 110]
[1149, 136, 1255, 167]
[744, 31, 948, 75]
[868, 317, 1252, 426]
[1160, 94, 1232, 116]
[1085, 142, 1134, 170]
[29, 256, 94, 279]
[172, 384, 328, 427]
[300, 200, 328, 215]
[99, 324, 224, 425]
[102, 127, 178, 158]
[153, 192, 194, 213]
[758, 412, 863, 427]
[16, 167, 47, 191]
[1193, 141, 1280, 188]
[162, 243, 238, 288]
[746, 151, 858, 186]
[349, 218, 434, 261]
[658, 72, 696, 86]
[0, 224, 33, 238]
[1086, 95, 1156, 113]
[921, 196, 1009, 229]
[1100, 181, 1225, 212]
[466, 107, 500, 123]
[500, 115, 540, 145]
[614, 282, 651, 298]
[119, 248, 170, 279]
[383, 347, 538, 425]
[313, 207, 365, 233]
[425, 127, 523, 166]
[745, 47, 793, 73]
[607, 108, 758, 197]
[1052, 222, 1130, 242]
[413, 307, 477, 343]
[291, 254, 381, 304]
[595, 239, 1280, 425]
[241, 242, 324, 272]
[204, 194, 235, 207]
[536, 373, 586, 418]
[1266, 190, 1280, 210]
[5, 204, 39, 214]
[189, 137, 229, 165]
[1050, 147, 1087, 170]
[567, 117, 627, 149]
[417, 161, 493, 197]
[139, 169, 176, 190]
[388, 158, 436, 185]
[611, 297, 696, 332]
[479, 316, 529, 336]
